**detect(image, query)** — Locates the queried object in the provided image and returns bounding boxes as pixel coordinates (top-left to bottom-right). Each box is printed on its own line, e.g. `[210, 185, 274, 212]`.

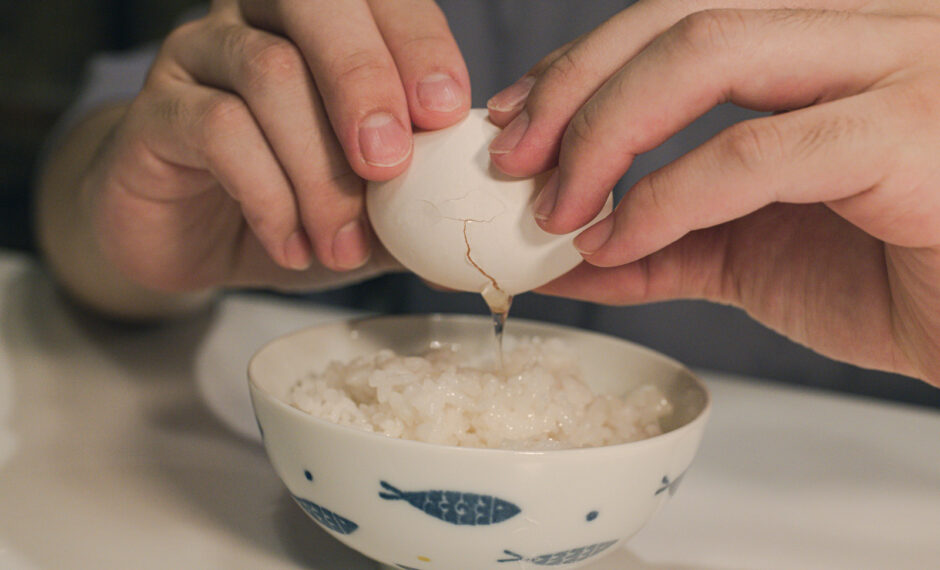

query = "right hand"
[87, 0, 470, 292]
[483, 0, 940, 384]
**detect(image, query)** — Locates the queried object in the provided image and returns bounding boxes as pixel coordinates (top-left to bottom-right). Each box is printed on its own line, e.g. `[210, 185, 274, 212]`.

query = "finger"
[487, 0, 873, 178]
[537, 228, 730, 306]
[240, 0, 412, 180]
[225, 227, 405, 292]
[169, 20, 369, 271]
[572, 91, 895, 268]
[539, 9, 914, 235]
[486, 10, 660, 176]
[485, 38, 576, 126]
[137, 77, 308, 271]
[368, 0, 471, 129]
[486, 0, 711, 174]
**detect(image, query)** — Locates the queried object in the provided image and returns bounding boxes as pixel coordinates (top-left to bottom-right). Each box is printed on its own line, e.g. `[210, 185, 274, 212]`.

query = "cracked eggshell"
[366, 108, 613, 296]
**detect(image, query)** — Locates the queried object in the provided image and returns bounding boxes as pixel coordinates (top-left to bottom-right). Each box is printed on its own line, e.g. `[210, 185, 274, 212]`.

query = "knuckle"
[794, 113, 865, 162]
[326, 49, 393, 88]
[538, 49, 584, 93]
[631, 169, 687, 245]
[563, 101, 603, 150]
[529, 40, 575, 76]
[390, 5, 453, 56]
[226, 27, 305, 92]
[199, 94, 249, 151]
[719, 120, 785, 173]
[219, 22, 250, 59]
[671, 9, 748, 55]
[307, 170, 362, 213]
[396, 32, 454, 60]
[301, 172, 361, 226]
[639, 168, 674, 218]
[115, 97, 170, 161]
[151, 94, 190, 129]
[767, 8, 848, 28]
[245, 39, 305, 90]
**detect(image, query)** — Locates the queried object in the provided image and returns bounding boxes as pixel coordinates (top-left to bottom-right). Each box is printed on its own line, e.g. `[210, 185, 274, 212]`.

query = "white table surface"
[1, 251, 938, 570]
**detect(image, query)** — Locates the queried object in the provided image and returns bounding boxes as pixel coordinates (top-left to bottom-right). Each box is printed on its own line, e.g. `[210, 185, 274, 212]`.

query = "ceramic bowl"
[248, 314, 710, 570]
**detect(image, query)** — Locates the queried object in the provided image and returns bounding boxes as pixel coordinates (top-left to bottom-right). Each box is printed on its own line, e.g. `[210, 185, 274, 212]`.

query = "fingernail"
[284, 230, 312, 270]
[533, 171, 559, 221]
[488, 110, 529, 155]
[417, 73, 462, 112]
[332, 219, 371, 270]
[574, 215, 615, 256]
[487, 75, 536, 112]
[359, 112, 412, 167]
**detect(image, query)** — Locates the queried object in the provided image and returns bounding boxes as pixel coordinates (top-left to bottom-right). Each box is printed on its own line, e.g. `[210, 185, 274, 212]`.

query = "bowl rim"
[248, 313, 711, 457]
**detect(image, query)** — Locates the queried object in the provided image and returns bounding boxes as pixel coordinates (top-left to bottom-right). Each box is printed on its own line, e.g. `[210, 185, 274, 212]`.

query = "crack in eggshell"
[421, 190, 507, 221]
[415, 196, 512, 311]
[419, 198, 501, 288]
[463, 220, 512, 313]
[462, 219, 499, 290]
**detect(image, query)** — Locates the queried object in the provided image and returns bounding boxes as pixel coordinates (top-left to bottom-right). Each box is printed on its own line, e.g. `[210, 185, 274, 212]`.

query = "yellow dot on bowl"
[417, 556, 431, 562]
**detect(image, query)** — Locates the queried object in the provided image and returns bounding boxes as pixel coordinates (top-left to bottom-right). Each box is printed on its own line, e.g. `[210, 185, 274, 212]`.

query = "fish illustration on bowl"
[498, 540, 619, 566]
[290, 469, 359, 535]
[655, 470, 686, 497]
[497, 540, 617, 566]
[292, 494, 360, 535]
[379, 480, 521, 526]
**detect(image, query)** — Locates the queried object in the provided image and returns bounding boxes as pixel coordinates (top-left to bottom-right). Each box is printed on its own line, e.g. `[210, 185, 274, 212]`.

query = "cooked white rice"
[287, 336, 672, 450]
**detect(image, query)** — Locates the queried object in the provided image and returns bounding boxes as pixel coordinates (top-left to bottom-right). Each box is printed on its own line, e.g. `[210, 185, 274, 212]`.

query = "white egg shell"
[367, 109, 612, 296]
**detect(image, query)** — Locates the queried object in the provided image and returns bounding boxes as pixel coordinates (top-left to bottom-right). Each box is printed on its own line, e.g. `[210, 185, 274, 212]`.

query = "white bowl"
[248, 314, 710, 569]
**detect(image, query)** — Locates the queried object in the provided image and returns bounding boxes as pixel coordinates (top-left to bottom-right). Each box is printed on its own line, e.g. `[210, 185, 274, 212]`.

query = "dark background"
[0, 0, 201, 252]
[2, 1, 939, 409]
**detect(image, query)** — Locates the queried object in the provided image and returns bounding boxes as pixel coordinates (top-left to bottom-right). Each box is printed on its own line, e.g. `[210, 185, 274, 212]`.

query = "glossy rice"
[286, 337, 672, 450]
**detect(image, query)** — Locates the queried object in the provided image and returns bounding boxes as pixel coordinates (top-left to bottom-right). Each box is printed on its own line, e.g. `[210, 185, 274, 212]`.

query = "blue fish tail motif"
[292, 495, 359, 535]
[655, 470, 686, 497]
[499, 550, 524, 563]
[379, 481, 520, 525]
[378, 480, 408, 502]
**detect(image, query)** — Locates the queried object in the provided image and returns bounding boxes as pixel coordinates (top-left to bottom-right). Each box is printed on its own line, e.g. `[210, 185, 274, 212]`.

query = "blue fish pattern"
[499, 540, 618, 565]
[379, 481, 521, 526]
[292, 495, 359, 535]
[655, 471, 686, 497]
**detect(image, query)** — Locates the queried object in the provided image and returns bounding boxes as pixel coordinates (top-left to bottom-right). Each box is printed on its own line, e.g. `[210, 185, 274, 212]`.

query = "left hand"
[485, 0, 940, 386]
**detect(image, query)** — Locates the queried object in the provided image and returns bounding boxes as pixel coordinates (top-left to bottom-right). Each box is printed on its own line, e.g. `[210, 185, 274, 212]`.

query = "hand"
[485, 0, 940, 385]
[88, 0, 469, 291]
